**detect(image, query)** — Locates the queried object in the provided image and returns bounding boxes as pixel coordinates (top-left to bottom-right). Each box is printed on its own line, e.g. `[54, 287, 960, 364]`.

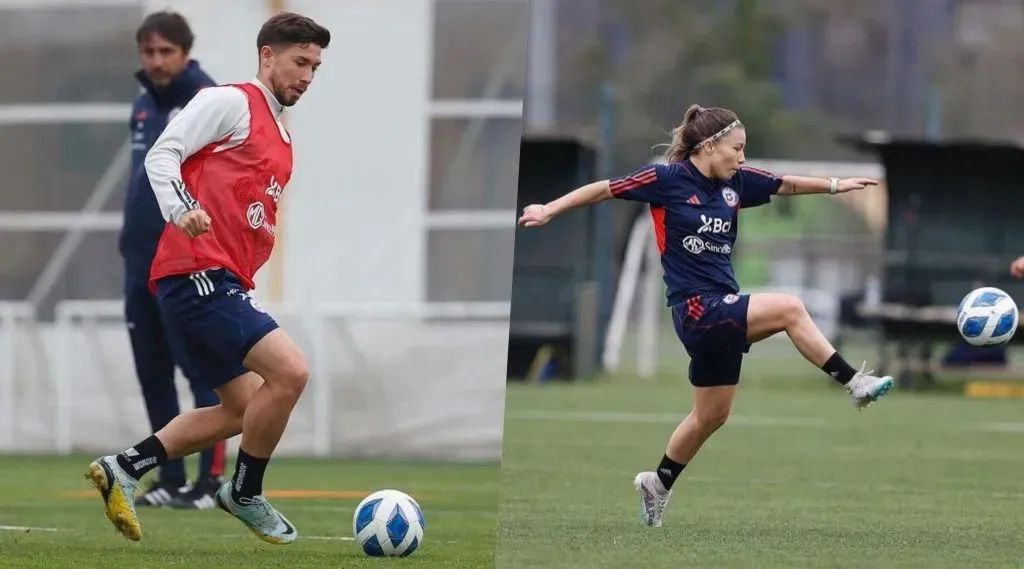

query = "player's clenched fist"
[176, 208, 211, 238]
[518, 204, 550, 227]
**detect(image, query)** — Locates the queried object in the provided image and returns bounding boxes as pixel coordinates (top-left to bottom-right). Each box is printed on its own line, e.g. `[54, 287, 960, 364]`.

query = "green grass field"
[0, 456, 498, 568]
[497, 377, 1024, 568]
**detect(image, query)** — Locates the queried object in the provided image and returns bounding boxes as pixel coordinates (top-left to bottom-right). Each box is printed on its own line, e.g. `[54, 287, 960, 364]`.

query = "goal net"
[2, 300, 508, 461]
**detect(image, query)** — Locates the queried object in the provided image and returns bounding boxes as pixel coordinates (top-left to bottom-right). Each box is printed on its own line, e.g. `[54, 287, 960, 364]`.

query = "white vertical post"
[637, 229, 661, 378]
[54, 303, 73, 454]
[602, 214, 651, 372]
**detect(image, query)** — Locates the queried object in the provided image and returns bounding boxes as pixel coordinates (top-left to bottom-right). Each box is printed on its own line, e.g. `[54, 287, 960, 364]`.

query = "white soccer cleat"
[633, 471, 672, 527]
[845, 362, 894, 409]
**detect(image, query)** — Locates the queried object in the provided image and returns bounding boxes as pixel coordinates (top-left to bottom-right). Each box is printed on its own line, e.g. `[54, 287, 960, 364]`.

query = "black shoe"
[136, 478, 188, 507]
[166, 476, 224, 510]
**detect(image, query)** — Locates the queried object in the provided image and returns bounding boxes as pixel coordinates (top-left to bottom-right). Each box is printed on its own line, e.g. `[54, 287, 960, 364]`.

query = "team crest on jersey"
[229, 289, 267, 313]
[723, 294, 740, 304]
[248, 296, 266, 313]
[721, 187, 739, 207]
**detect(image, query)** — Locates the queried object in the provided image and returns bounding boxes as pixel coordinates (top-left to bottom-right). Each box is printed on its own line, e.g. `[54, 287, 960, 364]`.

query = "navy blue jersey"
[610, 160, 782, 306]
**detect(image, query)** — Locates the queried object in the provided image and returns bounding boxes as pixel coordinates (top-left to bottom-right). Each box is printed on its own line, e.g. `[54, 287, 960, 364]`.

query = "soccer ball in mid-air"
[353, 489, 425, 557]
[956, 286, 1019, 346]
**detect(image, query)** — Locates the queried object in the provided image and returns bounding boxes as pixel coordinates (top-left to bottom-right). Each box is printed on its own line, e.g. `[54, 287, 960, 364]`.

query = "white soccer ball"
[352, 489, 425, 557]
[956, 286, 1019, 346]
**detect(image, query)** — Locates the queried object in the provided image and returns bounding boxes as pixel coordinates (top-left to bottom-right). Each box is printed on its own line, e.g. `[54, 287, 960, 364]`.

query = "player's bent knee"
[274, 358, 309, 401]
[767, 294, 806, 329]
[691, 386, 734, 433]
[694, 408, 730, 432]
[751, 292, 807, 331]
[243, 328, 309, 399]
[781, 294, 808, 319]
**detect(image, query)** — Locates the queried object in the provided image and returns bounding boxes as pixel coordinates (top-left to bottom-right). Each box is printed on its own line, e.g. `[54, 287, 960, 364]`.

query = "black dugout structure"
[507, 136, 598, 380]
[845, 134, 1024, 386]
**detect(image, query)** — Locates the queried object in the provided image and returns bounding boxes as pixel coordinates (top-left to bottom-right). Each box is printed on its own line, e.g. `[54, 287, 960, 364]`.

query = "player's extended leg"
[635, 384, 736, 527]
[746, 292, 893, 408]
[211, 328, 308, 544]
[84, 373, 259, 541]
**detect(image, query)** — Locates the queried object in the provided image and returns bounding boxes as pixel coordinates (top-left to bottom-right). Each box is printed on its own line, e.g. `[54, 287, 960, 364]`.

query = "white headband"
[698, 119, 742, 148]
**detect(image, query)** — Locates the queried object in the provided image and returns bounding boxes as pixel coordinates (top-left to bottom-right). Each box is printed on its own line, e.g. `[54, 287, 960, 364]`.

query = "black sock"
[655, 454, 686, 491]
[230, 448, 270, 502]
[821, 351, 857, 385]
[114, 435, 168, 481]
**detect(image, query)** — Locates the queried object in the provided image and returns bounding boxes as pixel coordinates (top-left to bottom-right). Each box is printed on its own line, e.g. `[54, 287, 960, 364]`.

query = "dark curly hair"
[257, 11, 331, 51]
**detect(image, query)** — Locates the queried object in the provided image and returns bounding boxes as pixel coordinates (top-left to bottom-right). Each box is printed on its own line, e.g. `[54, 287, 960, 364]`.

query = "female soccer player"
[517, 104, 894, 528]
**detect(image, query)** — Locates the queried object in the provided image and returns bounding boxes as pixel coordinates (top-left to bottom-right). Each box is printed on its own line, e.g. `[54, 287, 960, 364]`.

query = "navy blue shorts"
[671, 293, 751, 388]
[154, 268, 279, 390]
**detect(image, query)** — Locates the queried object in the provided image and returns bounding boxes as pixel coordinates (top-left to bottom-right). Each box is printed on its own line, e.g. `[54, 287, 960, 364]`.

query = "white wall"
[284, 0, 432, 306]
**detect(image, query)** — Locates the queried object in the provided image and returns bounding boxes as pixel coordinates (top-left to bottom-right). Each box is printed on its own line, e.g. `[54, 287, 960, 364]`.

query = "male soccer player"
[86, 11, 330, 544]
[121, 10, 226, 511]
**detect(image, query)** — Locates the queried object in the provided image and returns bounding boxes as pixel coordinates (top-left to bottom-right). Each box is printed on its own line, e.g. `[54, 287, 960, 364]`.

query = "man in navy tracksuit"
[120, 11, 225, 510]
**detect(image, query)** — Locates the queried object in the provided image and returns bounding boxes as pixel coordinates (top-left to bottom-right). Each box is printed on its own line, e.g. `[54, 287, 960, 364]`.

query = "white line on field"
[508, 410, 1024, 433]
[499, 465, 1024, 500]
[507, 410, 828, 427]
[0, 525, 60, 532]
[218, 533, 456, 544]
[219, 533, 353, 541]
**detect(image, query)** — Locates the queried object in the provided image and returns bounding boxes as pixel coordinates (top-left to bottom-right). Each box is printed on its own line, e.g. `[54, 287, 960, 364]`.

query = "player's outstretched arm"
[144, 86, 249, 233]
[777, 175, 879, 196]
[518, 180, 613, 227]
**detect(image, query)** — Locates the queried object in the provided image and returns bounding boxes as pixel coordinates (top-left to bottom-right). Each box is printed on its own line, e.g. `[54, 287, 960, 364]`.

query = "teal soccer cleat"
[214, 482, 298, 544]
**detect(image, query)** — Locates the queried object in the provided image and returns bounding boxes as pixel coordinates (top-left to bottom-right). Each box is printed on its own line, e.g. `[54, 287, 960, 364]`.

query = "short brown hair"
[257, 11, 331, 51]
[136, 11, 194, 52]
[665, 104, 742, 162]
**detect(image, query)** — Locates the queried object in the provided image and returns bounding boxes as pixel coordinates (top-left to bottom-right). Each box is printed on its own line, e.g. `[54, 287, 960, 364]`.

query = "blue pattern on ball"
[993, 308, 1017, 337]
[362, 534, 385, 557]
[971, 291, 1004, 308]
[386, 504, 410, 547]
[401, 536, 420, 557]
[962, 316, 988, 338]
[355, 498, 381, 534]
[415, 503, 425, 529]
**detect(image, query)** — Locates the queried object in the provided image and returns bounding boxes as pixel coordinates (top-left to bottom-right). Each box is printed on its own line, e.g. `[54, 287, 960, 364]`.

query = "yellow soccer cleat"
[85, 455, 143, 541]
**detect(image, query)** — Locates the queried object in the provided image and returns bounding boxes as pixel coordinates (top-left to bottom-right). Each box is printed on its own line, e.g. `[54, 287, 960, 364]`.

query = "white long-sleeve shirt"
[143, 78, 289, 225]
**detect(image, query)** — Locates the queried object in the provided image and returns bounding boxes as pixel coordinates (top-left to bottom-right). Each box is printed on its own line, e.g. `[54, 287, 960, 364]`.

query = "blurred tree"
[936, 0, 1024, 141]
[564, 0, 844, 171]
